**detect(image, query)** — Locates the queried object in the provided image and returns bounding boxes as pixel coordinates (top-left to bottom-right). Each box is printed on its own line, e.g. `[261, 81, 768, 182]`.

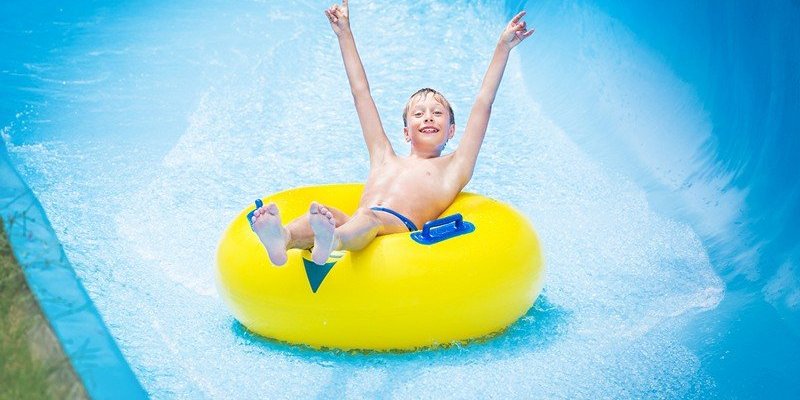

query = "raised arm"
[325, 0, 394, 164]
[452, 11, 534, 184]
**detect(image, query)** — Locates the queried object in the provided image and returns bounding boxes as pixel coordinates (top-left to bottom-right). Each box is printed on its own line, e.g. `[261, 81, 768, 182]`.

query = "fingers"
[509, 11, 529, 33]
[514, 27, 535, 42]
[507, 10, 534, 43]
[342, 0, 349, 10]
[511, 21, 524, 34]
[515, 27, 535, 39]
[326, 3, 345, 20]
[523, 28, 535, 39]
[511, 10, 526, 24]
[325, 4, 341, 23]
[324, 8, 337, 23]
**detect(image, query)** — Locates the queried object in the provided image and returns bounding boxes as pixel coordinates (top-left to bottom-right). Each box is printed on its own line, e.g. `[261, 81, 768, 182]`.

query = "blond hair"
[402, 88, 455, 127]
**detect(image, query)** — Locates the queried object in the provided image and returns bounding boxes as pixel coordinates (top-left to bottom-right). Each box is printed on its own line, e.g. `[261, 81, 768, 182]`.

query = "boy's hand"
[325, 0, 351, 36]
[499, 11, 535, 51]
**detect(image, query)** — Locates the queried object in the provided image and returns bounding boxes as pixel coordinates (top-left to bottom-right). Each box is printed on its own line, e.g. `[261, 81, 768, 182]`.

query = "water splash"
[5, 0, 726, 398]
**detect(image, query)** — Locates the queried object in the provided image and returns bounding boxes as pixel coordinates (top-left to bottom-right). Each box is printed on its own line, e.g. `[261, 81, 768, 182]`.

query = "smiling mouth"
[420, 128, 439, 134]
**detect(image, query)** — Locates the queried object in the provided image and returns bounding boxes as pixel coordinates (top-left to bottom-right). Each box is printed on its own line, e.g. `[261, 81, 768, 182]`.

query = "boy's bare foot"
[309, 202, 337, 265]
[251, 203, 289, 266]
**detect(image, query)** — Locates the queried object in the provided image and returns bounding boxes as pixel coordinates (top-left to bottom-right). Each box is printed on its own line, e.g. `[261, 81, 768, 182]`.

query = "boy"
[251, 0, 534, 266]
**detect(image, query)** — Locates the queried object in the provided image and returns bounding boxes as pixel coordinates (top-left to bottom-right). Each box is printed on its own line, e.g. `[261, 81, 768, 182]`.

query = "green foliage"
[0, 221, 87, 400]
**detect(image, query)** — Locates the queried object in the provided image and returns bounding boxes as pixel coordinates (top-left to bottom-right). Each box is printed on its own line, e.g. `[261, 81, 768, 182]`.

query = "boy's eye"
[414, 112, 423, 117]
[434, 111, 443, 115]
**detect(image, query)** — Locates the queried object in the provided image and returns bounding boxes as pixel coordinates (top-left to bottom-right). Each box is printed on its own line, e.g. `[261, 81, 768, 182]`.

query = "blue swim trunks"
[370, 207, 418, 232]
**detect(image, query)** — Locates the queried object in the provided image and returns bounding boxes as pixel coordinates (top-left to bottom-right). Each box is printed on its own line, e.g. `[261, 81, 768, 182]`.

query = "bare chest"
[361, 156, 461, 214]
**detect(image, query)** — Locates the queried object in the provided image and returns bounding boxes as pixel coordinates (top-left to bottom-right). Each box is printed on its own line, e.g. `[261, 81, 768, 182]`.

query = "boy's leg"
[251, 202, 349, 266]
[309, 204, 407, 265]
[284, 205, 350, 250]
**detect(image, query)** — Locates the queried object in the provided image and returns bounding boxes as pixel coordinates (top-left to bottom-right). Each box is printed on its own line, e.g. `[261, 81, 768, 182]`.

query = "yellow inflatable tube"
[216, 184, 544, 351]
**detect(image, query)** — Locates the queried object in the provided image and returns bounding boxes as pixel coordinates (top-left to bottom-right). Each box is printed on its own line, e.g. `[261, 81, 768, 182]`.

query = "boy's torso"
[358, 153, 464, 230]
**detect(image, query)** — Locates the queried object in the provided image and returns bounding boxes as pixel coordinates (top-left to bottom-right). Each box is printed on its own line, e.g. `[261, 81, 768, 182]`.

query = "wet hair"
[402, 88, 455, 127]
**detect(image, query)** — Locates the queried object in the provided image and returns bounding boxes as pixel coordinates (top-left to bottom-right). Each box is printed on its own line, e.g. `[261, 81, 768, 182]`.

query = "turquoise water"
[1, 0, 798, 398]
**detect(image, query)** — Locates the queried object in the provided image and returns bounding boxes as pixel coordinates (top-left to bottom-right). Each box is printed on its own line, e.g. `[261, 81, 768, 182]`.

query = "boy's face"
[403, 93, 455, 153]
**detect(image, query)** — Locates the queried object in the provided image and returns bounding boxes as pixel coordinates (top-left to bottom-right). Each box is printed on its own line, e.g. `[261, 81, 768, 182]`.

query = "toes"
[309, 203, 335, 225]
[317, 206, 334, 224]
[252, 203, 279, 224]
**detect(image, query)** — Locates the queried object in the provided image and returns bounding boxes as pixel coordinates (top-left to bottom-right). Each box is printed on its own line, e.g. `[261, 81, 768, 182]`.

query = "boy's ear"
[448, 124, 456, 139]
[403, 127, 411, 142]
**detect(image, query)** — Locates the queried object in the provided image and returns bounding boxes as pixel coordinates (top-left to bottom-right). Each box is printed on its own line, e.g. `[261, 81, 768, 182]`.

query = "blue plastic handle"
[246, 199, 264, 227]
[421, 213, 464, 238]
[411, 213, 475, 245]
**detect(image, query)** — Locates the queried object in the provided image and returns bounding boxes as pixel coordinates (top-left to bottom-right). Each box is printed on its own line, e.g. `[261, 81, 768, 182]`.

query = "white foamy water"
[6, 1, 723, 398]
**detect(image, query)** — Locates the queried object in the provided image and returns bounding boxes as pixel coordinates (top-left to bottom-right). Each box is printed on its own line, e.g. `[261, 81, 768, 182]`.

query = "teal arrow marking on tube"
[302, 258, 337, 293]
